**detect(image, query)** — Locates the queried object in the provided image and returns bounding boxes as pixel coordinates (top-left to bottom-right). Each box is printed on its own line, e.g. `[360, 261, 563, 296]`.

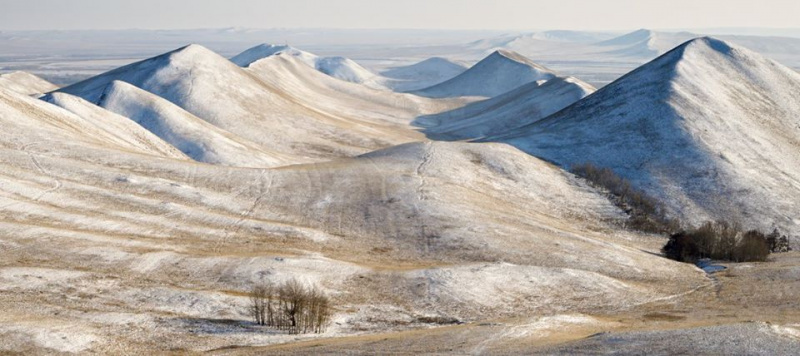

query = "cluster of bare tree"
[249, 279, 332, 334]
[662, 221, 774, 262]
[572, 162, 680, 234]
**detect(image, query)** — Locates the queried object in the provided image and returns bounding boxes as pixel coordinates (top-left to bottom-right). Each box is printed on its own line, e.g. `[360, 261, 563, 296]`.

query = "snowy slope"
[0, 85, 706, 351]
[0, 71, 58, 96]
[0, 44, 712, 353]
[314, 56, 387, 89]
[596, 29, 698, 58]
[416, 76, 595, 140]
[230, 44, 318, 67]
[232, 43, 389, 89]
[380, 57, 468, 91]
[415, 50, 556, 98]
[382, 57, 467, 80]
[93, 80, 299, 167]
[244, 53, 461, 129]
[0, 86, 184, 160]
[42, 92, 189, 160]
[56, 44, 445, 162]
[493, 37, 800, 237]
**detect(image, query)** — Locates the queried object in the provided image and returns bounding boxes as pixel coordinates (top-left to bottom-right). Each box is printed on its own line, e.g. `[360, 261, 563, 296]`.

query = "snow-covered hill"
[230, 44, 318, 67]
[41, 92, 190, 160]
[314, 56, 387, 89]
[0, 71, 58, 96]
[0, 86, 184, 160]
[92, 80, 298, 167]
[244, 53, 461, 129]
[416, 76, 595, 140]
[0, 81, 705, 351]
[56, 44, 455, 162]
[595, 29, 699, 59]
[492, 37, 800, 237]
[380, 57, 468, 91]
[415, 50, 556, 98]
[231, 43, 389, 89]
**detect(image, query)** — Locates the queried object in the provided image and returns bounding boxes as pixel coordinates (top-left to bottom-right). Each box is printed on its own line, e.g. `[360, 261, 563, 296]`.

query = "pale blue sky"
[1, 0, 798, 31]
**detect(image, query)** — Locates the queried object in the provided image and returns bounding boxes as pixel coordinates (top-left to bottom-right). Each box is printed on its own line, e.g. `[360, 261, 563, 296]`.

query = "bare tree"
[279, 279, 307, 333]
[249, 282, 273, 326]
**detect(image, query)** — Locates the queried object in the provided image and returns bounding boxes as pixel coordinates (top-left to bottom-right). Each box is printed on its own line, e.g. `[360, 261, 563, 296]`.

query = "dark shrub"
[663, 231, 700, 262]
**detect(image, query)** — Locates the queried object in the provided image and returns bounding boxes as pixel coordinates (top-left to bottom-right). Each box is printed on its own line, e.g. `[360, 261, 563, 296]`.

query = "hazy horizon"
[1, 0, 799, 31]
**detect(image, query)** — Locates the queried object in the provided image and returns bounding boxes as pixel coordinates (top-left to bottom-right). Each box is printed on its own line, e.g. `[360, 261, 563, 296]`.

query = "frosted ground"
[2, 28, 800, 354]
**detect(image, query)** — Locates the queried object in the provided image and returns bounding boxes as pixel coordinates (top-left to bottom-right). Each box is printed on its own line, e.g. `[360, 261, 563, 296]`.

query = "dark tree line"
[572, 163, 679, 234]
[662, 221, 775, 262]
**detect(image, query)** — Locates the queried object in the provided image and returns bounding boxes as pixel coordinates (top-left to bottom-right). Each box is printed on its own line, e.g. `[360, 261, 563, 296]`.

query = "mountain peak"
[415, 49, 556, 98]
[644, 36, 749, 74]
[683, 36, 734, 55]
[492, 49, 533, 63]
[169, 44, 217, 60]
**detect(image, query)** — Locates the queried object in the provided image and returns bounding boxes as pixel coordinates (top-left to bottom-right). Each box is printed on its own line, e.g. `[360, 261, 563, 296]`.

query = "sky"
[1, 0, 799, 31]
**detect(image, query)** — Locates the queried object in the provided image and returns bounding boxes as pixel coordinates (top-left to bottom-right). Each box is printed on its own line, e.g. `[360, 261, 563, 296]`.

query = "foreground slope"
[0, 83, 705, 352]
[0, 71, 58, 96]
[493, 37, 800, 237]
[415, 50, 556, 98]
[57, 44, 455, 162]
[416, 76, 595, 140]
[0, 86, 185, 160]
